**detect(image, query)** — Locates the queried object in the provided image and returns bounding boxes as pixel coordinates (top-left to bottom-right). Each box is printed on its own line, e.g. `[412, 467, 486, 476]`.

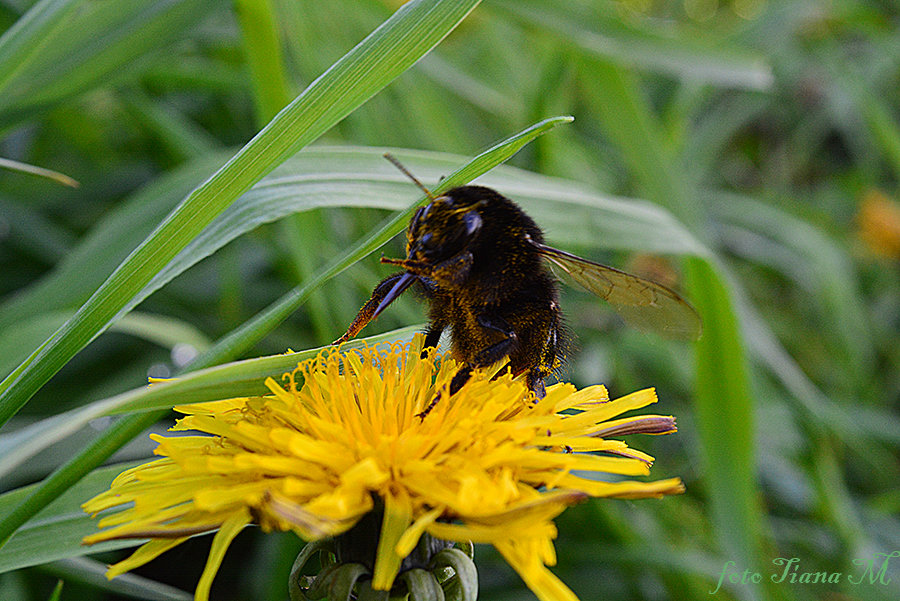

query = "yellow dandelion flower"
[83, 335, 684, 601]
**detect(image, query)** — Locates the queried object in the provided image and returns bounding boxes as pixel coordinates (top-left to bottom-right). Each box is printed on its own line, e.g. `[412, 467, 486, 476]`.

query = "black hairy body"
[413, 186, 564, 395]
[336, 185, 564, 400]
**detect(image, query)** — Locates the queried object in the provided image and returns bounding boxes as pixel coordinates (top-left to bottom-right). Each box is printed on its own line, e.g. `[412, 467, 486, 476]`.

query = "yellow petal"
[194, 508, 251, 601]
[494, 538, 580, 601]
[105, 538, 188, 579]
[395, 506, 443, 557]
[372, 489, 412, 590]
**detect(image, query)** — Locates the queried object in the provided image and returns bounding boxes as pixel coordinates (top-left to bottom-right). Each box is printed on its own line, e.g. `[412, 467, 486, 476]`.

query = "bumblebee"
[335, 156, 700, 414]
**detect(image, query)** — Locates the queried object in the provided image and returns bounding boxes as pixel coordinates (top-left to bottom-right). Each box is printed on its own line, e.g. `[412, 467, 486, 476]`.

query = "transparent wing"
[535, 243, 701, 340]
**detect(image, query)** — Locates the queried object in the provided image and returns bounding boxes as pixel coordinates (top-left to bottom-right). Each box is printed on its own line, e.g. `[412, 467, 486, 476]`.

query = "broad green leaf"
[0, 0, 482, 426]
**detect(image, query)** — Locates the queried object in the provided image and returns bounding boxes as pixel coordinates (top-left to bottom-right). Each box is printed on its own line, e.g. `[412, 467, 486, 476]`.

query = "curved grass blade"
[0, 0, 482, 426]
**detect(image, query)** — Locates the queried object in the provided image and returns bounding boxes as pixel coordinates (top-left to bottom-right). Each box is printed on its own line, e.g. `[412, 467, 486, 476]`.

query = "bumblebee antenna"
[384, 153, 435, 201]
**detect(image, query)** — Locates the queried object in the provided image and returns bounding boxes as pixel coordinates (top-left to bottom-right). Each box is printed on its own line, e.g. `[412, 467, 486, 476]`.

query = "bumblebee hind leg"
[525, 301, 564, 401]
[418, 314, 519, 419]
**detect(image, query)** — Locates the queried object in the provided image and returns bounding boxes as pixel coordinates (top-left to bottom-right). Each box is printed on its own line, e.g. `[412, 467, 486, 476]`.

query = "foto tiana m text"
[709, 551, 900, 594]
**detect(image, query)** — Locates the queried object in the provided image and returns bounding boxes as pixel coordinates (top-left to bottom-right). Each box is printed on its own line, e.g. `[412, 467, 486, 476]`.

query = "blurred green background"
[0, 0, 898, 600]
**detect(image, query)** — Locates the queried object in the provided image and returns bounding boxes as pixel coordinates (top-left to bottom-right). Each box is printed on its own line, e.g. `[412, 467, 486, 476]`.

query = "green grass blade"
[684, 257, 761, 576]
[234, 0, 292, 123]
[0, 0, 83, 97]
[0, 0, 481, 426]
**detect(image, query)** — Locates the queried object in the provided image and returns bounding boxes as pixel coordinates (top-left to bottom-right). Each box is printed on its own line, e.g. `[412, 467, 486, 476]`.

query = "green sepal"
[400, 568, 445, 601]
[289, 540, 331, 601]
[430, 548, 478, 601]
[327, 563, 371, 601]
[304, 563, 343, 600]
[457, 541, 474, 561]
[356, 580, 389, 601]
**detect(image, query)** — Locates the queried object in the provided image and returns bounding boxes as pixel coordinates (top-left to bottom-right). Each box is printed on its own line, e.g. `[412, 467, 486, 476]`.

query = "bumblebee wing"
[536, 243, 701, 340]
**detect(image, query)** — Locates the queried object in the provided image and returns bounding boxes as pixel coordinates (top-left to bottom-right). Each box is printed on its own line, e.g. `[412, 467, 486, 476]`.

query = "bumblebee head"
[405, 190, 483, 264]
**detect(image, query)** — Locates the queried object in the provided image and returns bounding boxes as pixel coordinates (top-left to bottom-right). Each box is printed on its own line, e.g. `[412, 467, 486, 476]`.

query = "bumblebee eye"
[462, 211, 482, 236]
[421, 232, 435, 248]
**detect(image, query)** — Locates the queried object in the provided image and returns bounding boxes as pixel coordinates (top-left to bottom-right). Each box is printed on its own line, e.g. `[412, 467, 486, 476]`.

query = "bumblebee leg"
[534, 301, 563, 399]
[525, 371, 547, 399]
[420, 325, 444, 359]
[333, 272, 408, 344]
[417, 365, 472, 419]
[418, 315, 518, 419]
